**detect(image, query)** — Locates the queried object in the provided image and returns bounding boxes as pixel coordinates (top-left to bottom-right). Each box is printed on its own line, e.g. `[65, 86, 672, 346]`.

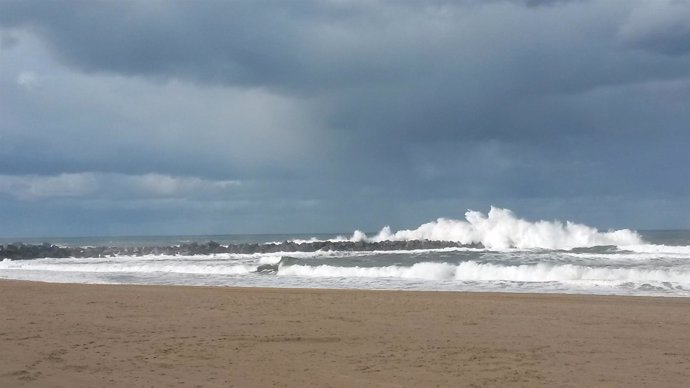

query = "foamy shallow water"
[2, 208, 690, 297]
[2, 244, 690, 297]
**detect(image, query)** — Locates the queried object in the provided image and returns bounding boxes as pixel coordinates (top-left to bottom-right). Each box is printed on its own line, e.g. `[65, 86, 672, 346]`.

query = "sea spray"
[347, 207, 642, 249]
[3, 208, 689, 297]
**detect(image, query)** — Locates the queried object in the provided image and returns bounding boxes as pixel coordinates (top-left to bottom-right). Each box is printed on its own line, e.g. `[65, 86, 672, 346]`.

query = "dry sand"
[1, 280, 689, 387]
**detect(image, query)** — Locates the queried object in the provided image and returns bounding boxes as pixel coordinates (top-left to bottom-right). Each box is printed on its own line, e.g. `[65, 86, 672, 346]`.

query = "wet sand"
[1, 280, 689, 387]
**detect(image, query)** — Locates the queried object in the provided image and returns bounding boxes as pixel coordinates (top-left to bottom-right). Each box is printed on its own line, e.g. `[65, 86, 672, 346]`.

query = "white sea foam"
[278, 261, 690, 284]
[278, 262, 457, 280]
[0, 259, 255, 275]
[344, 207, 642, 249]
[4, 220, 690, 297]
[625, 244, 690, 255]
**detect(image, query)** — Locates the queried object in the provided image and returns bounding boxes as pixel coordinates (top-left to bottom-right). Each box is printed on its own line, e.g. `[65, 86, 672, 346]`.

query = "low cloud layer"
[0, 173, 241, 201]
[1, 0, 689, 236]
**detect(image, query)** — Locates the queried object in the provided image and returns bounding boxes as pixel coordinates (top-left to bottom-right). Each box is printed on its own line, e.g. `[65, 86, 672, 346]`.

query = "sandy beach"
[1, 280, 689, 387]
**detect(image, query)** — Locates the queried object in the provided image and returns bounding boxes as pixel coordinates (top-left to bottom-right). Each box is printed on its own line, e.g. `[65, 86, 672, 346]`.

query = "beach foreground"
[1, 281, 689, 387]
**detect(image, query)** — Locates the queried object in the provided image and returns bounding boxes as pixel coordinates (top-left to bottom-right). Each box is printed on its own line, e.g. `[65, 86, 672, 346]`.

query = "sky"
[1, 0, 690, 237]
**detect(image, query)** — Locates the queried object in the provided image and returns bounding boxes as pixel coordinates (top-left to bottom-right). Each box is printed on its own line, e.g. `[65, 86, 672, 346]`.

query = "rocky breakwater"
[1, 240, 481, 260]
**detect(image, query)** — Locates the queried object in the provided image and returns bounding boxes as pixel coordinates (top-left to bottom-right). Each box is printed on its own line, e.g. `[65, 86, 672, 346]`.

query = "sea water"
[2, 207, 690, 297]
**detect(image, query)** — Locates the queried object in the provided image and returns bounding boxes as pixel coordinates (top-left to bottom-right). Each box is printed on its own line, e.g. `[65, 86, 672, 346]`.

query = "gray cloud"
[1, 0, 689, 236]
[618, 0, 690, 56]
[0, 39, 325, 179]
[0, 30, 18, 49]
[0, 173, 241, 201]
[1, 0, 662, 95]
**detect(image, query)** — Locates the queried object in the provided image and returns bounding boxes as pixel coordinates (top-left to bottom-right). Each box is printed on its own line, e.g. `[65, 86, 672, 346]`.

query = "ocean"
[2, 207, 690, 297]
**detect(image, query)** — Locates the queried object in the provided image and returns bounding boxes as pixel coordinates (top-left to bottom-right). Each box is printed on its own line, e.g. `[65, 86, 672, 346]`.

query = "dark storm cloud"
[0, 0, 371, 91]
[1, 0, 651, 96]
[1, 0, 690, 235]
[618, 0, 690, 56]
[3, 1, 689, 104]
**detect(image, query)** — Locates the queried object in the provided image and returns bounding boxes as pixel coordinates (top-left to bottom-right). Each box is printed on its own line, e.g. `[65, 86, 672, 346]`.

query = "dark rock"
[0, 239, 480, 260]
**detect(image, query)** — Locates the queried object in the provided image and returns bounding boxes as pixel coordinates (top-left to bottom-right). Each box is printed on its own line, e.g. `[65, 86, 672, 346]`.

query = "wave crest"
[278, 261, 690, 284]
[347, 207, 642, 249]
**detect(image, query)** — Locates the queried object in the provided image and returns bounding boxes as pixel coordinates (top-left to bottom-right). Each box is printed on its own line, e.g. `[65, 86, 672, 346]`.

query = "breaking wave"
[5, 206, 690, 296]
[0, 258, 256, 275]
[278, 261, 690, 284]
[343, 207, 642, 250]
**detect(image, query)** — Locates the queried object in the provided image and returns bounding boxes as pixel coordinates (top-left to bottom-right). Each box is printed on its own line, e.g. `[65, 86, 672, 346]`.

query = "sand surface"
[1, 281, 689, 387]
